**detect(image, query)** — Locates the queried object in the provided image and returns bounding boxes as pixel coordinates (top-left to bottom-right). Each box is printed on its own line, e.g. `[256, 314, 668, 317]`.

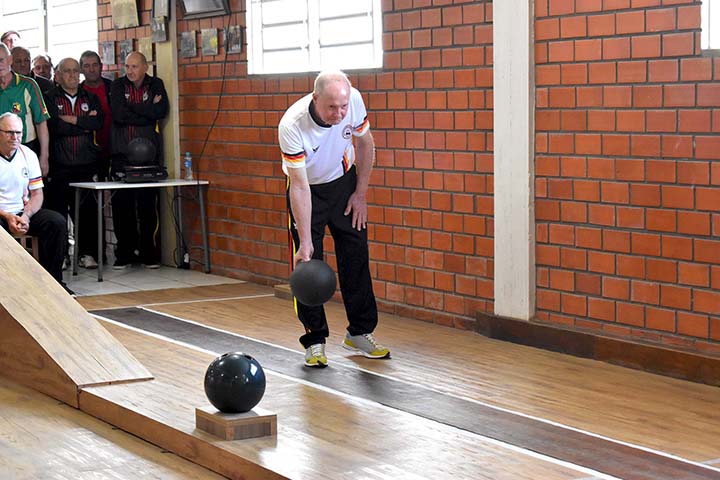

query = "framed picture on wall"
[100, 41, 115, 65]
[180, 31, 197, 58]
[111, 0, 140, 29]
[138, 37, 153, 62]
[152, 0, 170, 20]
[226, 25, 242, 54]
[151, 16, 168, 43]
[180, 0, 229, 20]
[201, 28, 218, 56]
[118, 39, 133, 64]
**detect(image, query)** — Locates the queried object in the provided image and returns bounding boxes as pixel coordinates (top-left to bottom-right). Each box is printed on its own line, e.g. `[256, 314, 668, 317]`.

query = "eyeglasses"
[0, 130, 22, 138]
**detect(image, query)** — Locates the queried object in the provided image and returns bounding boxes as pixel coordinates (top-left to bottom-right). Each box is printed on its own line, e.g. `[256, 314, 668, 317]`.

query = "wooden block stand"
[196, 405, 277, 440]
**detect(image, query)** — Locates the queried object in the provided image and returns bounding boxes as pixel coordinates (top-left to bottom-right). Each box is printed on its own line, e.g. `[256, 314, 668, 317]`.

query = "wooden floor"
[2, 281, 720, 479]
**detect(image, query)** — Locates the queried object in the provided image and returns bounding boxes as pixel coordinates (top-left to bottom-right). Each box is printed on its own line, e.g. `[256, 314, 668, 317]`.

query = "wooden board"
[196, 406, 277, 440]
[0, 228, 153, 407]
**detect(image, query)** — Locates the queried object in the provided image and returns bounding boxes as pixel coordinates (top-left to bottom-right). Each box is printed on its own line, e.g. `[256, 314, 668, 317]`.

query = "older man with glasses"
[45, 57, 104, 270]
[0, 112, 69, 293]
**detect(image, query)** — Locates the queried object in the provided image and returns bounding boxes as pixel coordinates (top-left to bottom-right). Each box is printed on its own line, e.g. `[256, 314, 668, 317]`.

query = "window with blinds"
[247, 0, 382, 75]
[0, 0, 98, 62]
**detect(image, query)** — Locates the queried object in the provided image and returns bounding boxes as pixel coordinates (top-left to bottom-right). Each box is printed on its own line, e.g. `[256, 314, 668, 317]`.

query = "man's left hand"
[344, 192, 368, 231]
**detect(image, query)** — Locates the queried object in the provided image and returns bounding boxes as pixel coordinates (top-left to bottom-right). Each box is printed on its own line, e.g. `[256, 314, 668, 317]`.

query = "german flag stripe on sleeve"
[354, 117, 369, 135]
[282, 151, 306, 164]
[28, 177, 43, 189]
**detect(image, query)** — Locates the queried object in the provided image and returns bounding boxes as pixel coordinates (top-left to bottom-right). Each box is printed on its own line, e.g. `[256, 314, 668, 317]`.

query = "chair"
[14, 234, 40, 261]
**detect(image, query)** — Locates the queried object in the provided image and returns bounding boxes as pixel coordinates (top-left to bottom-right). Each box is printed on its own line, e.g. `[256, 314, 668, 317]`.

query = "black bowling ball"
[126, 137, 156, 165]
[289, 259, 337, 307]
[204, 352, 266, 413]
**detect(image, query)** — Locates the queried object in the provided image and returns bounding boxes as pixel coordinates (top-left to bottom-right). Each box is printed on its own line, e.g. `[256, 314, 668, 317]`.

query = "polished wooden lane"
[92, 305, 720, 479]
[69, 283, 720, 478]
[117, 286, 720, 465]
[83, 320, 610, 480]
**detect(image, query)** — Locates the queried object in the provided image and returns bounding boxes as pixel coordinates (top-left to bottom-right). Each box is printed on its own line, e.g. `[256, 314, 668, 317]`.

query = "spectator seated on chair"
[0, 112, 69, 291]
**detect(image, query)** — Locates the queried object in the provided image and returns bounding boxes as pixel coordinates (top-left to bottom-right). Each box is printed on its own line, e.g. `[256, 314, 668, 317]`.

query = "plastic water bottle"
[183, 151, 193, 180]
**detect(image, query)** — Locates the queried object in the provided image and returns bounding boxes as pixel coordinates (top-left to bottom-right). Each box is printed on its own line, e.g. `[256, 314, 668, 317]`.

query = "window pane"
[263, 49, 311, 74]
[262, 23, 309, 50]
[261, 0, 307, 24]
[318, 0, 372, 18]
[710, 1, 720, 49]
[319, 16, 373, 46]
[320, 43, 379, 70]
[702, 2, 709, 49]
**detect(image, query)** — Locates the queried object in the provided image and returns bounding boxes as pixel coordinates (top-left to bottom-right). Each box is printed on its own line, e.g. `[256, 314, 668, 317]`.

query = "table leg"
[199, 184, 210, 273]
[97, 190, 104, 282]
[73, 188, 80, 276]
[174, 186, 183, 267]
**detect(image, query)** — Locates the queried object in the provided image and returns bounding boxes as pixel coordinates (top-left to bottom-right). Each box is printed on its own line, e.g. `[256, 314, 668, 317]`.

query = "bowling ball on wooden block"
[289, 259, 337, 307]
[204, 352, 266, 413]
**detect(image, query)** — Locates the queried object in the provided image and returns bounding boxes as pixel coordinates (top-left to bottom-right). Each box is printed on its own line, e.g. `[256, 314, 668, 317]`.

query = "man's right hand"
[294, 243, 314, 266]
[7, 214, 28, 235]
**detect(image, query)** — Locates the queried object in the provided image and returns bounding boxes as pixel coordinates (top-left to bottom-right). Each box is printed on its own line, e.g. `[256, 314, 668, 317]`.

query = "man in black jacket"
[109, 51, 169, 269]
[44, 57, 104, 269]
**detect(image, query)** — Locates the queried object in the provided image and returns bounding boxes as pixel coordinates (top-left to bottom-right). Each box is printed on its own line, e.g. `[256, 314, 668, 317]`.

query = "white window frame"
[0, 0, 98, 63]
[701, 1, 720, 50]
[247, 0, 383, 75]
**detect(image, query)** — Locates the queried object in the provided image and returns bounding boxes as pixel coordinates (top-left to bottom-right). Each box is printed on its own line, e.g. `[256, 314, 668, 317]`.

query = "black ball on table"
[204, 352, 266, 413]
[289, 259, 337, 307]
[126, 137, 156, 166]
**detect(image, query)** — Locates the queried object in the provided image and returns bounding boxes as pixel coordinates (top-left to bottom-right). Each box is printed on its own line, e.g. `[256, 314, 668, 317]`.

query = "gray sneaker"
[304, 343, 328, 368]
[342, 333, 391, 359]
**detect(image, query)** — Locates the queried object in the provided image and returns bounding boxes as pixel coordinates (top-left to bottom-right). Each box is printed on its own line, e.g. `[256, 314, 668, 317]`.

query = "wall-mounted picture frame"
[180, 0, 230, 20]
[226, 25, 242, 54]
[151, 16, 168, 43]
[138, 37, 153, 62]
[118, 39, 133, 64]
[201, 28, 218, 56]
[100, 41, 115, 65]
[152, 0, 170, 20]
[180, 31, 197, 58]
[111, 0, 140, 29]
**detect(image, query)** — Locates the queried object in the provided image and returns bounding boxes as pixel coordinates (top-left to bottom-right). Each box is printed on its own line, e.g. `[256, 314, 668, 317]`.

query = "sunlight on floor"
[64, 265, 242, 297]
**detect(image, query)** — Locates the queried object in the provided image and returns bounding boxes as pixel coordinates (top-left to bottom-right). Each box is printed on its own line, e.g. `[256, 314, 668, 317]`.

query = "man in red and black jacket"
[109, 51, 169, 269]
[44, 57, 104, 269]
[80, 50, 113, 180]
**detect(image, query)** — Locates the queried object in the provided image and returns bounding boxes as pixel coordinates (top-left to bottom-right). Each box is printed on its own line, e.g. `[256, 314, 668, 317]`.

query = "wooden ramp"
[0, 228, 153, 407]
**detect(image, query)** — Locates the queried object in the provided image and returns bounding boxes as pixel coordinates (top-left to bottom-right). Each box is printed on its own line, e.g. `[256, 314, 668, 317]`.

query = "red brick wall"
[535, 0, 720, 354]
[175, 0, 495, 329]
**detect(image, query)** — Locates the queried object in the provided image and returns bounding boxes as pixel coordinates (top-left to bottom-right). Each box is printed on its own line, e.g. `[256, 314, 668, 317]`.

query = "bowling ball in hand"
[289, 259, 337, 307]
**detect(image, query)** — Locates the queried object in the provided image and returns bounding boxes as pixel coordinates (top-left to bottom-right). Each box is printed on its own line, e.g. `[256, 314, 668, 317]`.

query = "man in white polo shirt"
[279, 70, 390, 368]
[0, 112, 69, 292]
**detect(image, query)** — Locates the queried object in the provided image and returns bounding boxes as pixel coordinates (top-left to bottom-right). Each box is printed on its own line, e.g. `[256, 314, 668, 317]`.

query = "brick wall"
[94, 0, 720, 354]
[175, 0, 495, 329]
[535, 0, 720, 354]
